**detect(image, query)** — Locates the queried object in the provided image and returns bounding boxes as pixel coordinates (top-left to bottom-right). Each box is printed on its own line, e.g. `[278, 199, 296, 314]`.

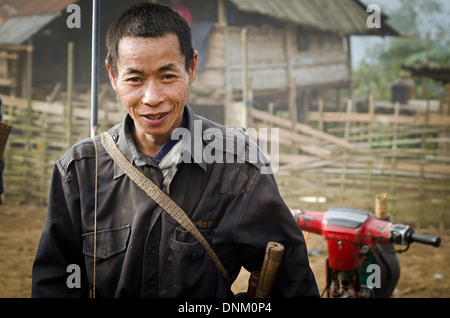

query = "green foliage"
[353, 60, 403, 101]
[353, 0, 449, 101]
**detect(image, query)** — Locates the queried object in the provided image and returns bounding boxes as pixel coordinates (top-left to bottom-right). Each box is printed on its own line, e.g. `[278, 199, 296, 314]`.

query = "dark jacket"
[31, 105, 318, 298]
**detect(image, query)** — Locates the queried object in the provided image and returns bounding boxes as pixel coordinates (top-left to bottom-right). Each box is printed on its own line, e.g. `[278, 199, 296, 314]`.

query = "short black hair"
[106, 2, 194, 74]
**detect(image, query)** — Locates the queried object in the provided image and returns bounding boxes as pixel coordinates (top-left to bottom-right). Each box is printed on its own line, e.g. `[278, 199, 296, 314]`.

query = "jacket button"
[190, 253, 198, 261]
[148, 246, 155, 254]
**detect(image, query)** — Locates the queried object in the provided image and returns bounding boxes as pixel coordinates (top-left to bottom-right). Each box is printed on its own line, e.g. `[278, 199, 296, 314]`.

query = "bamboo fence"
[255, 100, 450, 230]
[1, 92, 449, 228]
[1, 93, 124, 205]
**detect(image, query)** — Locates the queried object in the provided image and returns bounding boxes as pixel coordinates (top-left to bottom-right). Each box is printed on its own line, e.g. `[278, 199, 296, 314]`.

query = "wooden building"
[179, 0, 398, 125]
[0, 0, 397, 125]
[402, 63, 450, 116]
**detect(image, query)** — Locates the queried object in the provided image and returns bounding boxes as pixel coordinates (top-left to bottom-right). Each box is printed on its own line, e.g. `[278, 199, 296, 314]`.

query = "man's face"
[106, 33, 197, 152]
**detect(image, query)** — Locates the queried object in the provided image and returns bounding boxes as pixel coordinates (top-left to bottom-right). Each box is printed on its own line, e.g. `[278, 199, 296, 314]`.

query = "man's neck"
[131, 110, 187, 158]
[132, 128, 169, 158]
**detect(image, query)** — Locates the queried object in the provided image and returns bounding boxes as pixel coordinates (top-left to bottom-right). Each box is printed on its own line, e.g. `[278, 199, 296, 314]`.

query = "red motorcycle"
[291, 207, 441, 298]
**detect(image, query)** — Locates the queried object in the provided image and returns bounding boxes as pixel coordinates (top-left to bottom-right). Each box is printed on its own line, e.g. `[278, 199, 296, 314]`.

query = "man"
[32, 3, 318, 298]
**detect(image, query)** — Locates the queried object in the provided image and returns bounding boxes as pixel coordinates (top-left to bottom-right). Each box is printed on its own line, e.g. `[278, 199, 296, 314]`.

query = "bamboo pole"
[250, 108, 355, 150]
[40, 111, 49, 206]
[241, 27, 248, 104]
[308, 111, 450, 126]
[368, 90, 374, 148]
[389, 102, 400, 195]
[318, 96, 324, 132]
[344, 99, 352, 141]
[289, 77, 298, 154]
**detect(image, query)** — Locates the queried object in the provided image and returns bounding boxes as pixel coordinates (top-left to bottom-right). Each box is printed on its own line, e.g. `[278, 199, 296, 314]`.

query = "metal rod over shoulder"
[90, 0, 100, 138]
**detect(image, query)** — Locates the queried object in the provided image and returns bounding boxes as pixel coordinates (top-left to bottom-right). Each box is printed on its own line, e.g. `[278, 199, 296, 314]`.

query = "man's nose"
[141, 80, 163, 106]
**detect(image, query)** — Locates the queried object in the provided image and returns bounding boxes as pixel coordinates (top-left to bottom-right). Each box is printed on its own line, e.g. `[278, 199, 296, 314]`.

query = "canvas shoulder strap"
[100, 132, 229, 280]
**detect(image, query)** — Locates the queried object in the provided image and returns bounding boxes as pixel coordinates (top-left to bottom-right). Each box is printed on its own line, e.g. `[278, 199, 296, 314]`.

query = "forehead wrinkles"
[116, 35, 184, 73]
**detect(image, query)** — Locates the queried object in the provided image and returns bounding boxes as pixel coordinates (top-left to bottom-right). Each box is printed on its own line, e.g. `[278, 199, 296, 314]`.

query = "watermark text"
[366, 4, 381, 29]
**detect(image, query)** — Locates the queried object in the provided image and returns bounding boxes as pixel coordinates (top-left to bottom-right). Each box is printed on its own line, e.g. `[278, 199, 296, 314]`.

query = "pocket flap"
[82, 225, 131, 259]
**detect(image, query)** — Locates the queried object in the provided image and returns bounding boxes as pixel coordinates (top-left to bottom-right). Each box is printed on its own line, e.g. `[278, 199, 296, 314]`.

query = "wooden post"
[420, 100, 430, 149]
[241, 27, 248, 104]
[289, 77, 297, 153]
[418, 159, 425, 228]
[340, 152, 348, 203]
[440, 180, 446, 230]
[40, 110, 49, 206]
[366, 160, 372, 193]
[346, 35, 353, 103]
[284, 24, 294, 90]
[241, 27, 251, 127]
[418, 101, 430, 227]
[217, 0, 227, 26]
[390, 102, 400, 194]
[344, 99, 352, 141]
[337, 88, 343, 112]
[223, 26, 234, 126]
[300, 90, 310, 124]
[340, 86, 350, 204]
[391, 102, 400, 152]
[366, 91, 374, 192]
[440, 83, 450, 229]
[268, 102, 274, 118]
[368, 90, 374, 148]
[318, 96, 324, 132]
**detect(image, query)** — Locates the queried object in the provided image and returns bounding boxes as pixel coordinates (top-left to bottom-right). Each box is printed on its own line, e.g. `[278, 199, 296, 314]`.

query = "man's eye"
[127, 77, 141, 82]
[162, 74, 176, 80]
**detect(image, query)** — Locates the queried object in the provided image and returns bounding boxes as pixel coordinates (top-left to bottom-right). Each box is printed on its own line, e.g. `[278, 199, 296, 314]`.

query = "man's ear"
[106, 61, 118, 91]
[189, 50, 198, 85]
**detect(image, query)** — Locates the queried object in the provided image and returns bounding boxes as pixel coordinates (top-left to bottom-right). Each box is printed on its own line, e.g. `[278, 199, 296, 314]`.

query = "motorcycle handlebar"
[408, 231, 441, 247]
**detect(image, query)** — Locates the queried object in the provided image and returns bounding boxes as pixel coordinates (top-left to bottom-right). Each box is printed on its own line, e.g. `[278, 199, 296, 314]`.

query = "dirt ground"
[0, 202, 449, 298]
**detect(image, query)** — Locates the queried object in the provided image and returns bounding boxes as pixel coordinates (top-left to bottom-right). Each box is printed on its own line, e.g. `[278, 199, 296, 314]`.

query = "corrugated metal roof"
[0, 14, 56, 45]
[0, 0, 79, 45]
[0, 0, 396, 45]
[228, 0, 397, 36]
[0, 0, 77, 18]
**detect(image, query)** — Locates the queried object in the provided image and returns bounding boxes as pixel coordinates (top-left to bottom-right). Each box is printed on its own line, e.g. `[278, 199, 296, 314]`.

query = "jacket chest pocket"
[82, 225, 131, 259]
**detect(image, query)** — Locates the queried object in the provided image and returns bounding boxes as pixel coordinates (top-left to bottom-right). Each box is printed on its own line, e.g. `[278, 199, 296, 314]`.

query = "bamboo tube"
[255, 242, 284, 298]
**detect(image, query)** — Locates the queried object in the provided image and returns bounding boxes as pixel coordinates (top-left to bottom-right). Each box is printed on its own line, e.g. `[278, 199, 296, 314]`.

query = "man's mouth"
[143, 113, 167, 120]
[141, 112, 169, 126]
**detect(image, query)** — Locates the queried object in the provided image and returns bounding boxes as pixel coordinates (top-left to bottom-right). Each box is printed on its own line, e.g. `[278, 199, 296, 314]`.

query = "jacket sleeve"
[234, 172, 319, 298]
[31, 160, 89, 297]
